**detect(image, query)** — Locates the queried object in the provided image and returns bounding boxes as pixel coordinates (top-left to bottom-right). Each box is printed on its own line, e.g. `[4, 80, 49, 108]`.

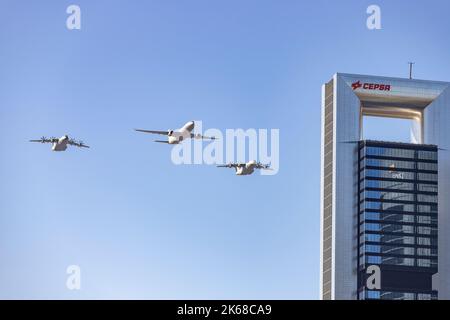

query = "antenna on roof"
[408, 62, 415, 79]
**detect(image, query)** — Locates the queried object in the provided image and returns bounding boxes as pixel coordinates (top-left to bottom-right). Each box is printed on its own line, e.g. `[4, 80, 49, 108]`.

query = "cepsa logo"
[351, 80, 391, 91]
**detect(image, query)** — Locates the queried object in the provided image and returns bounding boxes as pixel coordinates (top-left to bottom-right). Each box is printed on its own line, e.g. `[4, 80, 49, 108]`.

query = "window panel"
[417, 215, 437, 224]
[364, 180, 414, 190]
[417, 226, 437, 236]
[417, 194, 438, 203]
[418, 204, 438, 213]
[418, 151, 437, 161]
[417, 237, 437, 246]
[366, 147, 415, 158]
[418, 184, 437, 193]
[365, 190, 414, 201]
[365, 158, 416, 169]
[417, 162, 438, 171]
[417, 172, 438, 182]
[366, 169, 415, 180]
[381, 256, 414, 266]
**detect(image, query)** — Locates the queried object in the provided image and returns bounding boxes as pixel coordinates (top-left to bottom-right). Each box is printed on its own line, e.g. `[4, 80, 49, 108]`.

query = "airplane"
[134, 121, 216, 144]
[29, 135, 90, 151]
[217, 160, 271, 175]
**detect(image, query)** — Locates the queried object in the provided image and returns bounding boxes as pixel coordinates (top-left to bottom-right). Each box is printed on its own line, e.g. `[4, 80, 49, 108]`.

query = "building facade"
[358, 140, 438, 300]
[320, 73, 450, 300]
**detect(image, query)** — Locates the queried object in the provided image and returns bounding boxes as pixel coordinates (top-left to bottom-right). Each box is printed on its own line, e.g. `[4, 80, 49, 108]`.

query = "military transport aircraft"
[217, 160, 271, 175]
[29, 135, 90, 151]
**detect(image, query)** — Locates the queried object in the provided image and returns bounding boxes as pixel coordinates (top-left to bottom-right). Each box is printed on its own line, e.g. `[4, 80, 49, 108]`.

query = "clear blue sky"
[1, 0, 450, 299]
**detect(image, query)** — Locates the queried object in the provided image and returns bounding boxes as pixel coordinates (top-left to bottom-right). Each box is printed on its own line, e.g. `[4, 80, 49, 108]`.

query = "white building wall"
[332, 75, 360, 299]
[319, 83, 325, 299]
[424, 86, 450, 300]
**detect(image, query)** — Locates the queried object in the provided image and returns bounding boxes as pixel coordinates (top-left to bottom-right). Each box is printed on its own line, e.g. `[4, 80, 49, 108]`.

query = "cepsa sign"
[351, 80, 391, 91]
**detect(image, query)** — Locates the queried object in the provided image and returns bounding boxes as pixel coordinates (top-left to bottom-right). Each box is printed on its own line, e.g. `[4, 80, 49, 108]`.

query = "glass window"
[364, 245, 381, 253]
[417, 172, 438, 182]
[417, 259, 432, 267]
[363, 211, 415, 223]
[418, 151, 437, 161]
[381, 235, 414, 245]
[385, 246, 414, 255]
[417, 215, 437, 224]
[417, 226, 437, 236]
[363, 233, 414, 245]
[366, 256, 382, 264]
[365, 191, 415, 202]
[364, 233, 381, 242]
[381, 292, 415, 300]
[363, 245, 414, 255]
[381, 257, 414, 266]
[381, 224, 414, 234]
[418, 204, 437, 213]
[417, 162, 438, 171]
[364, 201, 382, 210]
[365, 179, 414, 190]
[362, 211, 380, 221]
[418, 184, 437, 193]
[364, 223, 414, 234]
[365, 158, 415, 169]
[417, 293, 433, 300]
[364, 201, 415, 212]
[417, 237, 437, 246]
[417, 194, 438, 203]
[382, 213, 414, 223]
[365, 223, 381, 231]
[417, 248, 437, 256]
[366, 147, 415, 158]
[366, 169, 415, 180]
[383, 203, 415, 212]
[366, 290, 381, 299]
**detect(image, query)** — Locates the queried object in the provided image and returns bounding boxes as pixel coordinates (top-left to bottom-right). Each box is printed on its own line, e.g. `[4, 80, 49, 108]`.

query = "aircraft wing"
[255, 163, 271, 170]
[191, 133, 217, 140]
[68, 139, 90, 148]
[217, 163, 244, 168]
[135, 129, 169, 136]
[29, 137, 57, 144]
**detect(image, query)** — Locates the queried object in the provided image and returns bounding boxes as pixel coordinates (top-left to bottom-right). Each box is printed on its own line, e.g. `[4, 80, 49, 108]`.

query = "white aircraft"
[134, 121, 216, 144]
[217, 160, 271, 175]
[29, 135, 90, 151]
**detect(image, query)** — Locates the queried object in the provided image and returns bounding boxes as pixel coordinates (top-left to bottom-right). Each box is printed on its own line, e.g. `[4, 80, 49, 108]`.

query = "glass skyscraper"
[358, 141, 438, 300]
[320, 73, 450, 300]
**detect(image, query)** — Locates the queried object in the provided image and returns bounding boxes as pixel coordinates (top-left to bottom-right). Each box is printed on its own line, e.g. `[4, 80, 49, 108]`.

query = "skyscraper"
[320, 73, 450, 300]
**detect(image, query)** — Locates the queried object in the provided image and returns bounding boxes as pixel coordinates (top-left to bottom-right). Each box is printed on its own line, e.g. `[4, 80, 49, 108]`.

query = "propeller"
[41, 136, 47, 142]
